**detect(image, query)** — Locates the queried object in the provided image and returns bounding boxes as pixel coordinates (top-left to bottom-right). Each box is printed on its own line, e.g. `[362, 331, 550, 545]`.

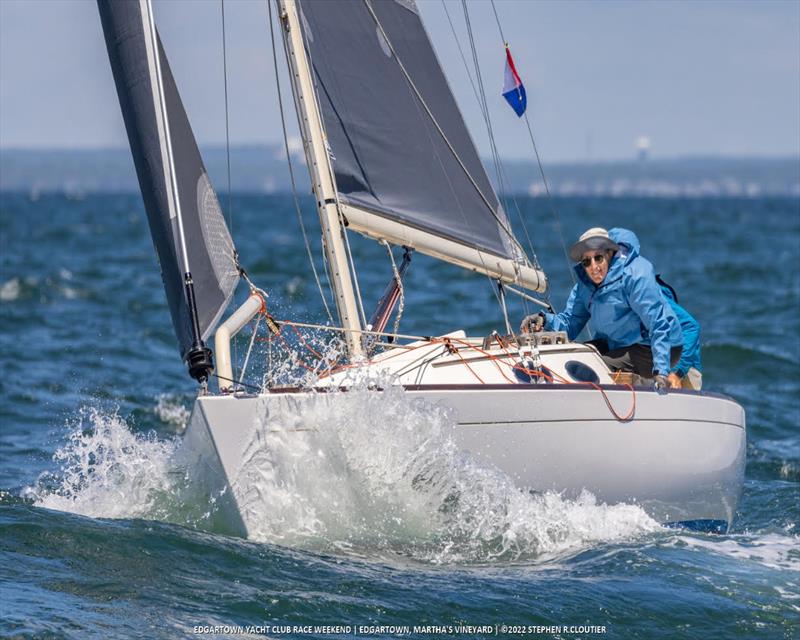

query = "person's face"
[581, 250, 610, 285]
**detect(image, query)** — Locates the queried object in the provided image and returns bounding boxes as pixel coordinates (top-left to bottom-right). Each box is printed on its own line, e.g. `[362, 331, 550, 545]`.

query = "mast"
[281, 0, 547, 294]
[277, 0, 363, 358]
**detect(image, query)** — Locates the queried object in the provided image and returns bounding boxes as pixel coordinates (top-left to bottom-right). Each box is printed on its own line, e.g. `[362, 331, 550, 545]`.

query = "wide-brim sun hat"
[569, 227, 620, 263]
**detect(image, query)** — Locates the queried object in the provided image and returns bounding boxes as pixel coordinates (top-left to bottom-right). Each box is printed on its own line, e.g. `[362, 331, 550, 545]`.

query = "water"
[1, 192, 798, 638]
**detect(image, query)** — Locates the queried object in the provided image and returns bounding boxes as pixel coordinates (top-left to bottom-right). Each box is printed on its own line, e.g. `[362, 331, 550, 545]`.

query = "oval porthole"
[565, 360, 599, 384]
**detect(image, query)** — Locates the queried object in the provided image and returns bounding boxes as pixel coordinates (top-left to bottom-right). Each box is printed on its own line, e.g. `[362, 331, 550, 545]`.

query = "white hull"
[183, 383, 745, 538]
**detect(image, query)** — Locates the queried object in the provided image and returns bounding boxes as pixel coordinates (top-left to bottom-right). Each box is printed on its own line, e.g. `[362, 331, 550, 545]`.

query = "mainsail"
[98, 0, 239, 363]
[295, 0, 546, 292]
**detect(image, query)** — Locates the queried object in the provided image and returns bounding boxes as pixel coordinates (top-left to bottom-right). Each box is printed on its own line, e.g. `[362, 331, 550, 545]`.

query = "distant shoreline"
[1, 146, 797, 197]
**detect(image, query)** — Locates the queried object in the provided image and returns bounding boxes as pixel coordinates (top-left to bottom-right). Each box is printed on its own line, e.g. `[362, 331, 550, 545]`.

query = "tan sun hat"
[569, 227, 620, 263]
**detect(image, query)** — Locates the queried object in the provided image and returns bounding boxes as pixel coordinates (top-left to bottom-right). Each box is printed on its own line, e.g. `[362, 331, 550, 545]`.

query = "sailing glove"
[653, 374, 669, 394]
[520, 312, 545, 334]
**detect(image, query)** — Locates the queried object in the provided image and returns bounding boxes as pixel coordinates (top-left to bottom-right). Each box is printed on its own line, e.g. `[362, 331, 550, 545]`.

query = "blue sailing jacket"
[543, 228, 683, 375]
[659, 284, 702, 377]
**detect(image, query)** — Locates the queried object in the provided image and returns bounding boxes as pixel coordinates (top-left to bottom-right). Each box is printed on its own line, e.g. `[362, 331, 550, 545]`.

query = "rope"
[381, 240, 405, 340]
[267, 0, 334, 322]
[489, 0, 507, 45]
[255, 310, 635, 421]
[461, 0, 531, 262]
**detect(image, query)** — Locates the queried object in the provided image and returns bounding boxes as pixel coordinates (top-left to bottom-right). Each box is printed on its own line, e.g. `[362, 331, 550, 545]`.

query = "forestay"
[296, 0, 545, 292]
[98, 0, 239, 358]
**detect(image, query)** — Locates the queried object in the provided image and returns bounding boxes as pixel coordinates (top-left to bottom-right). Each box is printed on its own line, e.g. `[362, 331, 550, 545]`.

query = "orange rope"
[442, 338, 485, 384]
[249, 315, 636, 421]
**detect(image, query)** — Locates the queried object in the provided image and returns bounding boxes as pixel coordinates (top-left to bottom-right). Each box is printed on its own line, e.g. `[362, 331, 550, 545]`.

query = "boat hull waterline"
[183, 385, 746, 539]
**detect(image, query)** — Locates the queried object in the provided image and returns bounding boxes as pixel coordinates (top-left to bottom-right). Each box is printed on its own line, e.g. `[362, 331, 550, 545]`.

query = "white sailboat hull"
[183, 384, 745, 538]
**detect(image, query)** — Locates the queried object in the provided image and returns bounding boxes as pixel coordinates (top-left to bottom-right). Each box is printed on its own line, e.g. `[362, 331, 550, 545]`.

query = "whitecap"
[0, 277, 21, 301]
[154, 394, 191, 432]
[675, 532, 800, 573]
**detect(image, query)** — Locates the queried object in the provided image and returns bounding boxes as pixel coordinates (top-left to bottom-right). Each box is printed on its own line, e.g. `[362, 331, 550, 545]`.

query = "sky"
[0, 0, 798, 162]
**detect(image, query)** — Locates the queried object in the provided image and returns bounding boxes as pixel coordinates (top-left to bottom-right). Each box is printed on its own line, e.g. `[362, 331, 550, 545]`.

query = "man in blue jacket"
[657, 276, 703, 390]
[521, 227, 683, 391]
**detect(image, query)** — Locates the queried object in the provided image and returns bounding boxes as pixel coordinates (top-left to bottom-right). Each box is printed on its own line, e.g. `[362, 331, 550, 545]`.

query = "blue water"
[1, 192, 798, 638]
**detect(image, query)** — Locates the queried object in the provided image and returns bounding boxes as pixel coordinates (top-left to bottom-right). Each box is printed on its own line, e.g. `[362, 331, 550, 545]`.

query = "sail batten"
[296, 0, 536, 278]
[98, 0, 239, 360]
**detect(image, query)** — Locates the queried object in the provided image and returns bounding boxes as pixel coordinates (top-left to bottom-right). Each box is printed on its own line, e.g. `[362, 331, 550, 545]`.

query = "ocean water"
[0, 192, 798, 638]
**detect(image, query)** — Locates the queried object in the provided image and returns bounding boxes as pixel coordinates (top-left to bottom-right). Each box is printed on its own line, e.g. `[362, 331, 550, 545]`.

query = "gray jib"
[97, 0, 239, 359]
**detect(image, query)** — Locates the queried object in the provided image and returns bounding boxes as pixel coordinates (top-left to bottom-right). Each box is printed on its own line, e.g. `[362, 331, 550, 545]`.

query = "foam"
[0, 277, 21, 302]
[232, 375, 660, 563]
[675, 532, 800, 573]
[25, 407, 180, 521]
[28, 380, 660, 564]
[154, 394, 191, 432]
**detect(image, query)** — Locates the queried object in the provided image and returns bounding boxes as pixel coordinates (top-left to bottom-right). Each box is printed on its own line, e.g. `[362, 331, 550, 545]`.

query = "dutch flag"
[502, 46, 526, 117]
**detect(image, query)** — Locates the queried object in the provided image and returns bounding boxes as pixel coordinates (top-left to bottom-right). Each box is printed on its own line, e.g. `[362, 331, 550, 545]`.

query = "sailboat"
[97, 0, 745, 537]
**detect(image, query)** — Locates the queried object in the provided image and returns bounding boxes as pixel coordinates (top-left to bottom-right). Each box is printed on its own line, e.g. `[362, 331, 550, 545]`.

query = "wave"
[0, 270, 90, 304]
[703, 342, 799, 370]
[24, 387, 660, 565]
[670, 532, 800, 573]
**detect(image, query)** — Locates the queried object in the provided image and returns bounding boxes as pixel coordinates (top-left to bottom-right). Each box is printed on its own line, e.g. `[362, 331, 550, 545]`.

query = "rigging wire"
[459, 0, 544, 312]
[275, 0, 367, 336]
[523, 111, 576, 285]
[220, 0, 238, 376]
[489, 0, 576, 286]
[340, 208, 369, 330]
[362, 1, 519, 247]
[267, 0, 334, 322]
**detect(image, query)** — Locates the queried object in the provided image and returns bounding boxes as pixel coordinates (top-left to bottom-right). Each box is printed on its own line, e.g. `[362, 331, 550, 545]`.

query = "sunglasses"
[580, 253, 607, 268]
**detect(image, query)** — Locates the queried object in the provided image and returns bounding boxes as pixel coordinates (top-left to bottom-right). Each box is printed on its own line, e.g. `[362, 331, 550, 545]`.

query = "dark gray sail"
[296, 0, 517, 260]
[98, 0, 239, 361]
